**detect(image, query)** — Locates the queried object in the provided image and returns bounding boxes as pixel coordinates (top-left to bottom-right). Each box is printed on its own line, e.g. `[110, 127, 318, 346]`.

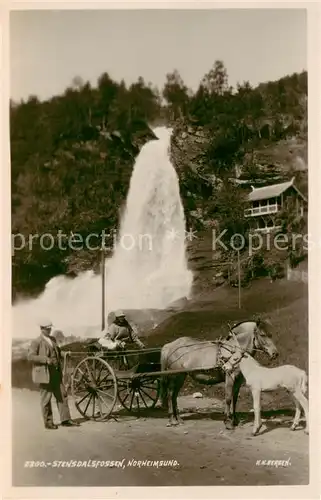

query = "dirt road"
[12, 388, 309, 487]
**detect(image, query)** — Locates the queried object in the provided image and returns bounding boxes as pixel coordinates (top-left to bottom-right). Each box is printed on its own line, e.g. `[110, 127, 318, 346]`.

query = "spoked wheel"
[71, 356, 117, 421]
[117, 376, 160, 413]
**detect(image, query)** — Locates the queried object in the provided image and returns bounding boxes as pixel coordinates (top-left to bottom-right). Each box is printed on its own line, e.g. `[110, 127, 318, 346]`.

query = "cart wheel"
[117, 376, 160, 412]
[71, 356, 117, 421]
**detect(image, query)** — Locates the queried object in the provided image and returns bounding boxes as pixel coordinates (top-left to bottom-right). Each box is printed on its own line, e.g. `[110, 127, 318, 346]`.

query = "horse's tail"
[159, 350, 169, 409]
[300, 370, 308, 395]
[159, 376, 168, 409]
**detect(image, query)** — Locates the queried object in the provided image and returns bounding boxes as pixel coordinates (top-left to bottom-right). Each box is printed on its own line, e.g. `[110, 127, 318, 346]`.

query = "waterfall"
[12, 126, 193, 339]
[105, 126, 192, 311]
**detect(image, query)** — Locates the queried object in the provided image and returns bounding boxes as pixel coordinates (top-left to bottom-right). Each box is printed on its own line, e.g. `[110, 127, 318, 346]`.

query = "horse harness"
[165, 323, 266, 375]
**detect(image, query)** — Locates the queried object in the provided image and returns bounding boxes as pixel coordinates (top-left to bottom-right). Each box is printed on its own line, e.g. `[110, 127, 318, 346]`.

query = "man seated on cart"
[98, 310, 145, 350]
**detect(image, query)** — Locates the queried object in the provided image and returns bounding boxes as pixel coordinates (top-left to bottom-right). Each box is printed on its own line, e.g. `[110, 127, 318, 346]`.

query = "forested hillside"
[11, 62, 308, 298]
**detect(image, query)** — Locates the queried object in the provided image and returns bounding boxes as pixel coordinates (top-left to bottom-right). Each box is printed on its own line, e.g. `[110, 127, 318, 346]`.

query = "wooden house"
[244, 177, 307, 232]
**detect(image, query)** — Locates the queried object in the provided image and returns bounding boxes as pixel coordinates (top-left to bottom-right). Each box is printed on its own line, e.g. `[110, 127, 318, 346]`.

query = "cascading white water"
[12, 127, 193, 339]
[105, 126, 192, 311]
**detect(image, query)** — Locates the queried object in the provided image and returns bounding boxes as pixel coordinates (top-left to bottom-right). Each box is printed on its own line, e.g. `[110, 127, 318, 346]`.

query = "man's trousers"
[39, 372, 71, 426]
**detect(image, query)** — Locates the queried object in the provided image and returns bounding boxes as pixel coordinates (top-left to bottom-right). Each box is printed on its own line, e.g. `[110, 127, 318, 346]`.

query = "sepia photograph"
[6, 5, 317, 492]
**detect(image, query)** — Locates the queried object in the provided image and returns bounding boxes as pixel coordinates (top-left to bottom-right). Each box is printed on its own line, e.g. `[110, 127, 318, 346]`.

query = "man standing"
[98, 310, 145, 349]
[28, 318, 79, 430]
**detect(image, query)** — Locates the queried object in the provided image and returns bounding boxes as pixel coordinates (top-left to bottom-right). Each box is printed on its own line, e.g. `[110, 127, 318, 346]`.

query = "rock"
[170, 121, 218, 228]
[51, 329, 67, 346]
[166, 296, 189, 312]
[193, 392, 203, 399]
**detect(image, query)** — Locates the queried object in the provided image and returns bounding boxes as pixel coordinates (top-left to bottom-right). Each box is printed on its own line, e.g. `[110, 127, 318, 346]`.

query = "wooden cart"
[62, 345, 163, 421]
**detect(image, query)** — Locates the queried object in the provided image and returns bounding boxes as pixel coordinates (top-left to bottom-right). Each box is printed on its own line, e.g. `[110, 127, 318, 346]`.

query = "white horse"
[223, 350, 309, 436]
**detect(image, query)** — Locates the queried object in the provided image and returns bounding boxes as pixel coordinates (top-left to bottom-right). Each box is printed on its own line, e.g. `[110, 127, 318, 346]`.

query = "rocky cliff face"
[170, 121, 216, 228]
[170, 119, 308, 227]
[170, 121, 210, 176]
[168, 117, 308, 295]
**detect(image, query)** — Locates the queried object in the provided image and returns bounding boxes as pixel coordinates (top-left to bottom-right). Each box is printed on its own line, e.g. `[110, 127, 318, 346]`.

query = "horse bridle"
[216, 322, 267, 372]
[227, 321, 268, 353]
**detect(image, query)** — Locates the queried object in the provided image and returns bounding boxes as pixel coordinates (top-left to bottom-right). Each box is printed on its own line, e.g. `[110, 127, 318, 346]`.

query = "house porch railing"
[244, 203, 280, 217]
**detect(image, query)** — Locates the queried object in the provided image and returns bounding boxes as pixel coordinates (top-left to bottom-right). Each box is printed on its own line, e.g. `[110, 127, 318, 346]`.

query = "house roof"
[248, 177, 307, 202]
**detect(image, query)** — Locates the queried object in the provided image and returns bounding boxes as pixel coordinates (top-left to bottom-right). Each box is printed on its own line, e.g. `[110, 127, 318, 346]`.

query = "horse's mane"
[256, 318, 273, 337]
[227, 319, 255, 336]
[230, 320, 250, 331]
[226, 317, 272, 339]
